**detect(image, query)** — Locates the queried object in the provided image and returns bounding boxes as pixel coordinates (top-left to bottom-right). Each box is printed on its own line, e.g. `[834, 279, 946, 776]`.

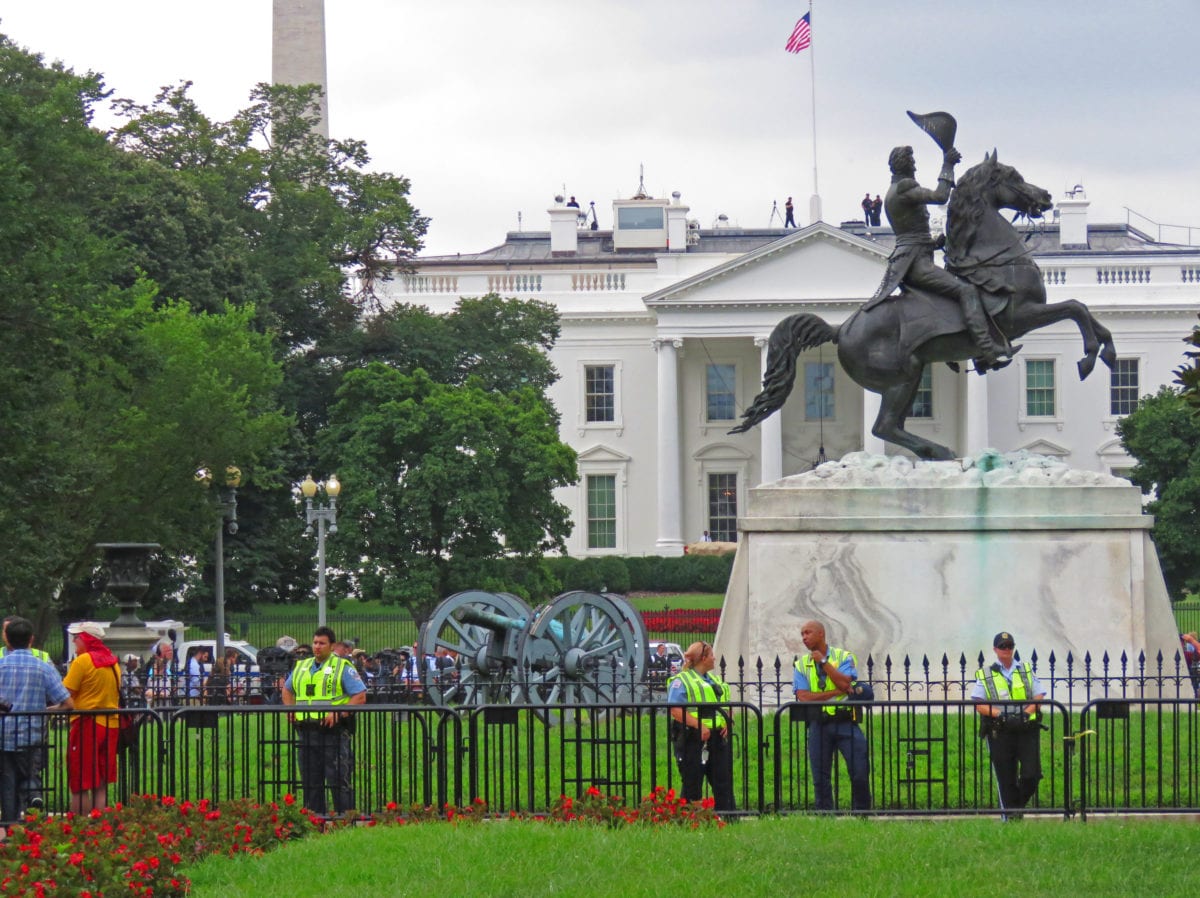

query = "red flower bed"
[0, 790, 721, 894]
[0, 795, 313, 897]
[642, 608, 721, 634]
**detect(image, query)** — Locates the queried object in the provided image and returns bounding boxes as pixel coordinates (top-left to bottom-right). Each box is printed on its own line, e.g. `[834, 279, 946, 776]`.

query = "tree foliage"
[321, 363, 577, 622]
[1175, 315, 1200, 411]
[112, 81, 429, 347]
[1116, 386, 1200, 599]
[1, 32, 571, 629]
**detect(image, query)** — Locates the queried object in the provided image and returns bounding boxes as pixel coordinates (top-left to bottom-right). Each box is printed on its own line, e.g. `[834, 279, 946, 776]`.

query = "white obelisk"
[272, 0, 329, 138]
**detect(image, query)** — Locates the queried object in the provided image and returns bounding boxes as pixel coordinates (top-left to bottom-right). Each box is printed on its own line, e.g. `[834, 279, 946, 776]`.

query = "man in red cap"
[62, 623, 121, 814]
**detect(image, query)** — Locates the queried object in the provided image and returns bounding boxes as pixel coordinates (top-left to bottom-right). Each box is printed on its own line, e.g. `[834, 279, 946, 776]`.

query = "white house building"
[380, 187, 1199, 558]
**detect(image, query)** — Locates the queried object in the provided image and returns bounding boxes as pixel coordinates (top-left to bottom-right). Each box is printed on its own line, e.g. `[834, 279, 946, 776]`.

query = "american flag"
[785, 12, 811, 53]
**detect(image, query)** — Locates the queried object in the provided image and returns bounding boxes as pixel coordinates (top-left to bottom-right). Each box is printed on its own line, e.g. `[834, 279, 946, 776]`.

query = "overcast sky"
[4, 1, 1198, 257]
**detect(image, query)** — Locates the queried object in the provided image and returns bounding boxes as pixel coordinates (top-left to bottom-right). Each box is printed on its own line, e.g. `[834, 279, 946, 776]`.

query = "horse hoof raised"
[1078, 355, 1097, 380]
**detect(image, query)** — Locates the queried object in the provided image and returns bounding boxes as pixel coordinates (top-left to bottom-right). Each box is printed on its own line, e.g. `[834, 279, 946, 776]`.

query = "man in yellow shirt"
[62, 623, 121, 814]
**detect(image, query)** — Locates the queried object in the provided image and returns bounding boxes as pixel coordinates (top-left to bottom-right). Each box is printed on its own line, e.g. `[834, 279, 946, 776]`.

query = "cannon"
[417, 590, 649, 707]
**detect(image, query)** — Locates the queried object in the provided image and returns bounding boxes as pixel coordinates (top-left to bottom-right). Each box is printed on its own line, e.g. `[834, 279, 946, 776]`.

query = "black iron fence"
[3, 659, 1199, 825]
[722, 648, 1200, 707]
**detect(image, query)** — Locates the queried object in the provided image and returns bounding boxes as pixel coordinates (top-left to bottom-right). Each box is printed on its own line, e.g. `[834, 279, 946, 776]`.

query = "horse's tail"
[729, 313, 838, 434]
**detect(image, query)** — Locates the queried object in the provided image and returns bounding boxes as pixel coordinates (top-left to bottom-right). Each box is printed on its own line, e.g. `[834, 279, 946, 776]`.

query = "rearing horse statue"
[731, 152, 1117, 461]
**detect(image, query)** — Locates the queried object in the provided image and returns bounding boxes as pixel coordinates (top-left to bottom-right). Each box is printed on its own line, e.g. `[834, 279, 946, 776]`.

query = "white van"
[177, 638, 262, 701]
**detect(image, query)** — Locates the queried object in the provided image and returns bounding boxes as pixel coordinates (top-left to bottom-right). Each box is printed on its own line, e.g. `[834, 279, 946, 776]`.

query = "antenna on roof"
[632, 163, 651, 200]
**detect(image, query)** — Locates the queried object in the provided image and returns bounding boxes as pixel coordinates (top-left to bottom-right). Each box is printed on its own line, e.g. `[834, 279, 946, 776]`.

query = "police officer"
[282, 626, 366, 816]
[0, 617, 52, 664]
[793, 619, 871, 811]
[667, 641, 734, 811]
[971, 631, 1045, 817]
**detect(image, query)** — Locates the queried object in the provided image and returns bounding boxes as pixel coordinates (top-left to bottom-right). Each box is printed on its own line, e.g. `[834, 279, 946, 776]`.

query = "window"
[1024, 359, 1055, 417]
[909, 367, 933, 419]
[804, 362, 835, 421]
[706, 363, 736, 421]
[707, 472, 738, 543]
[1109, 358, 1139, 416]
[585, 365, 615, 423]
[616, 207, 665, 230]
[586, 475, 617, 549]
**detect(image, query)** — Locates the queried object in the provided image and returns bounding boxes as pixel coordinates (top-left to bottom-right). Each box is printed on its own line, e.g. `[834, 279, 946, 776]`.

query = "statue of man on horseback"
[862, 112, 1017, 371]
[731, 111, 1116, 461]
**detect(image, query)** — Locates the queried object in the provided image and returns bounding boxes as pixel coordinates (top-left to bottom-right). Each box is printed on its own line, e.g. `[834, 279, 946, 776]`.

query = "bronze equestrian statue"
[732, 112, 1116, 461]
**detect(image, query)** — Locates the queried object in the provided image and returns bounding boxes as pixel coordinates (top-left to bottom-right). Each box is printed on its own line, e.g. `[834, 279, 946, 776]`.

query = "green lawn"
[626, 593, 723, 611]
[184, 814, 1200, 897]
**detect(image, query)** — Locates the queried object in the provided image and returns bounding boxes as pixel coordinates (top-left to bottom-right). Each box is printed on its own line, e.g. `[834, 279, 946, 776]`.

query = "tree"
[112, 81, 429, 348]
[1117, 386, 1200, 599]
[320, 364, 577, 623]
[0, 35, 289, 628]
[1175, 314, 1200, 410]
[109, 80, 432, 612]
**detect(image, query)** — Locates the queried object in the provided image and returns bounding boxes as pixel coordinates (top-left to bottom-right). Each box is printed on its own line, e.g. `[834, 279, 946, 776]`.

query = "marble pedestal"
[713, 452, 1179, 679]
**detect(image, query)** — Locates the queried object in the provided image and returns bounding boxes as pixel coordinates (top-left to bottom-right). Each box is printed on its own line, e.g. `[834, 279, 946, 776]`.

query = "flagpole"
[807, 0, 821, 223]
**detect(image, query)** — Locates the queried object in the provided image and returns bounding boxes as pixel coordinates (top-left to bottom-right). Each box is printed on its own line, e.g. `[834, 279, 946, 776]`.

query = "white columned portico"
[756, 338, 784, 483]
[861, 390, 886, 456]
[654, 337, 685, 555]
[962, 372, 990, 456]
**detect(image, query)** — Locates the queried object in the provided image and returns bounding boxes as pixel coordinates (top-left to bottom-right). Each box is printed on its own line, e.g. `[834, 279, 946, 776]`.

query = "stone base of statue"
[712, 452, 1180, 691]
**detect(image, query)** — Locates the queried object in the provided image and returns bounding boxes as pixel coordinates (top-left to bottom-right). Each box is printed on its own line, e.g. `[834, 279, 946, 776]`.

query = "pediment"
[645, 223, 888, 306]
[576, 444, 632, 464]
[1096, 438, 1133, 461]
[693, 442, 753, 462]
[1016, 438, 1071, 458]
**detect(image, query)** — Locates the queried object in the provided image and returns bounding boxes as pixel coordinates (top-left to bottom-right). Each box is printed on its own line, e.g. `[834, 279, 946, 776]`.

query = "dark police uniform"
[285, 654, 365, 815]
[668, 667, 735, 811]
[794, 647, 871, 811]
[972, 654, 1045, 812]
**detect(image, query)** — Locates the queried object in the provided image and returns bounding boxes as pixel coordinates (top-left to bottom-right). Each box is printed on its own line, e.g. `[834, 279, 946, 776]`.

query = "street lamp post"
[198, 466, 240, 663]
[300, 474, 340, 627]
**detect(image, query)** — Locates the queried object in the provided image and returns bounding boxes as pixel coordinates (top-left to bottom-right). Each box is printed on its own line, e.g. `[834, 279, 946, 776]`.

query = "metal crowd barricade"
[0, 707, 168, 822]
[459, 701, 765, 817]
[770, 699, 1073, 818]
[1077, 696, 1200, 820]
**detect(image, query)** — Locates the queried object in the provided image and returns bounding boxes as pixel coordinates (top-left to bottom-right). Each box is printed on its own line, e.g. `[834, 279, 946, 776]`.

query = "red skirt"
[68, 717, 119, 792]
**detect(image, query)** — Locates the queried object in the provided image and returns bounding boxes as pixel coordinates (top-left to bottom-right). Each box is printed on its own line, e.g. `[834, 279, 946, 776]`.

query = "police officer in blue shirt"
[971, 631, 1045, 817]
[793, 620, 871, 811]
[282, 626, 367, 816]
[667, 641, 734, 811]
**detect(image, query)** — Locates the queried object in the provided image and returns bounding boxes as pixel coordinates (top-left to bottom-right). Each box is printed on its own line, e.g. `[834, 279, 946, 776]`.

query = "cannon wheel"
[418, 590, 532, 706]
[516, 591, 648, 707]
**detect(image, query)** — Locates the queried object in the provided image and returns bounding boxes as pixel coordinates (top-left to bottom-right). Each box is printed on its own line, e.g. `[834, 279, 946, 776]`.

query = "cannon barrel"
[454, 605, 527, 632]
[456, 604, 564, 640]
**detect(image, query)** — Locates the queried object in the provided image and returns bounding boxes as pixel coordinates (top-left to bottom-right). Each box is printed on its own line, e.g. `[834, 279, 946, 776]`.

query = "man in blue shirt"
[0, 616, 73, 821]
[282, 626, 367, 816]
[793, 620, 871, 811]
